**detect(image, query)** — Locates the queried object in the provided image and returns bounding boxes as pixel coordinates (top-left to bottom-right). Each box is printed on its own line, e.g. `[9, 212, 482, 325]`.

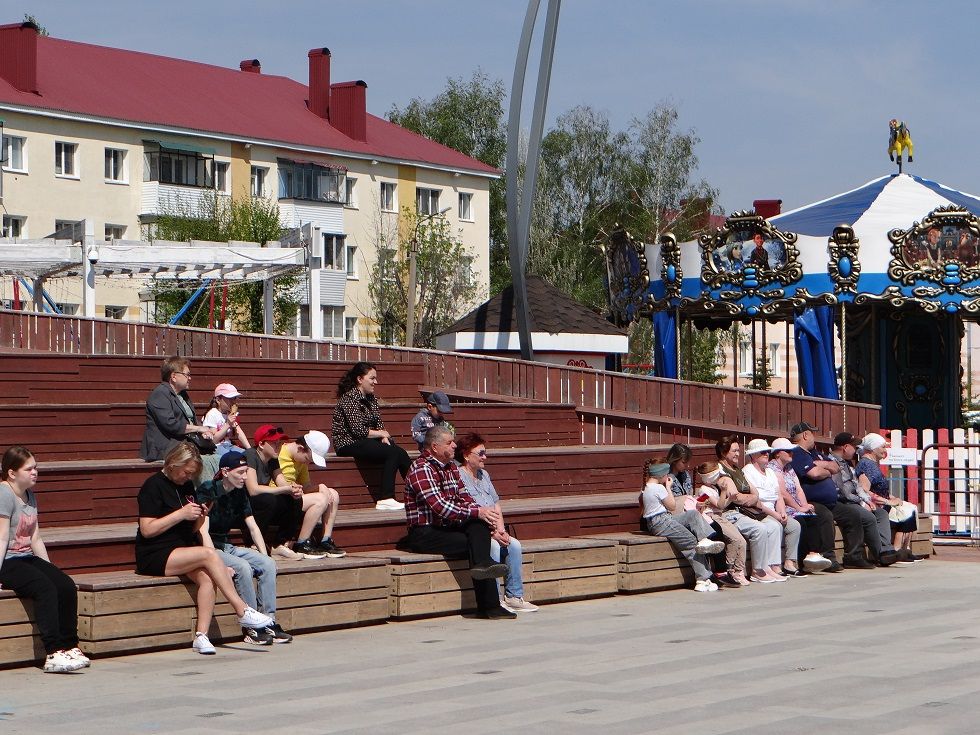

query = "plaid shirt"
[405, 451, 480, 528]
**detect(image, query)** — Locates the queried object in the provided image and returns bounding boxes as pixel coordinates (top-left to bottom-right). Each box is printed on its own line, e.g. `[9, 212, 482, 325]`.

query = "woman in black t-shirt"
[135, 442, 273, 655]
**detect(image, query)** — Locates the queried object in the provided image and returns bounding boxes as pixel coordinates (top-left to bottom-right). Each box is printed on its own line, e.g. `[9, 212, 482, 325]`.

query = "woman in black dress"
[135, 442, 273, 654]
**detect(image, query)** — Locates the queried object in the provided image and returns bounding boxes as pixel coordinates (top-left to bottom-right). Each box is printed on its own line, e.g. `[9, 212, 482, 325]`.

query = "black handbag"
[184, 434, 217, 455]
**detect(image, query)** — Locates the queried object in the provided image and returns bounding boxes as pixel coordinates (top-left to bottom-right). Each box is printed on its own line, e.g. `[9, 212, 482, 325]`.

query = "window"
[143, 146, 213, 188]
[323, 234, 347, 271]
[344, 316, 358, 343]
[277, 160, 342, 202]
[380, 182, 396, 212]
[214, 162, 229, 193]
[1, 135, 26, 172]
[54, 302, 79, 316]
[55, 141, 78, 177]
[250, 166, 267, 197]
[416, 187, 440, 216]
[323, 306, 344, 339]
[105, 224, 126, 241]
[105, 305, 128, 319]
[344, 176, 357, 207]
[345, 242, 358, 278]
[54, 220, 83, 240]
[738, 341, 752, 377]
[458, 192, 473, 221]
[768, 343, 782, 378]
[104, 148, 127, 183]
[2, 215, 26, 238]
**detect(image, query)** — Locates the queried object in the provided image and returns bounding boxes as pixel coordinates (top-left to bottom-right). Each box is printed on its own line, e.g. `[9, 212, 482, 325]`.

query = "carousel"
[607, 159, 980, 431]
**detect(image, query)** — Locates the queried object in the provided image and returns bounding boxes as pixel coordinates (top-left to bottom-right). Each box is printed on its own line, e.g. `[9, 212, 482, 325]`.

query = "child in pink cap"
[204, 383, 250, 457]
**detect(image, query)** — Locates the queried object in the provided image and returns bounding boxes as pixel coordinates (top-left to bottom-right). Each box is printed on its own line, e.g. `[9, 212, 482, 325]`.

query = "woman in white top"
[742, 439, 802, 577]
[640, 461, 724, 592]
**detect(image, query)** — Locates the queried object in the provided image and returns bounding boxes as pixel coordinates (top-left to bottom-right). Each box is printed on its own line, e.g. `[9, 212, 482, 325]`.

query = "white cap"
[303, 430, 330, 467]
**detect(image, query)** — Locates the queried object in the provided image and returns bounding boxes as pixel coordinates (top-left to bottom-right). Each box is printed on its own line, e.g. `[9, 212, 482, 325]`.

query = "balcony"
[139, 182, 218, 220]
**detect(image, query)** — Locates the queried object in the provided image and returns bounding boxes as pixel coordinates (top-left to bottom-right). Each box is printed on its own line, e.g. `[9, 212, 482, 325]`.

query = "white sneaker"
[43, 650, 84, 673]
[695, 538, 725, 555]
[802, 553, 833, 572]
[502, 595, 539, 612]
[192, 632, 216, 655]
[375, 498, 405, 511]
[65, 647, 91, 668]
[271, 544, 304, 561]
[238, 606, 274, 629]
[694, 579, 719, 592]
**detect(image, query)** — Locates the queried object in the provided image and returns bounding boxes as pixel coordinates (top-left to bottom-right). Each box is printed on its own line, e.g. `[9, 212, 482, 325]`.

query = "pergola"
[0, 222, 307, 333]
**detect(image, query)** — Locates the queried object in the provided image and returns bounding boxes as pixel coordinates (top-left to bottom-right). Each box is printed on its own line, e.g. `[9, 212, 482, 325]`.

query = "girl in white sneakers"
[0, 446, 90, 672]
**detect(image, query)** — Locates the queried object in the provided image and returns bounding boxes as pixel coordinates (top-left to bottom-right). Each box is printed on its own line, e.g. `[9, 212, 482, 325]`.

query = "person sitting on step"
[196, 450, 292, 645]
[640, 459, 725, 592]
[411, 391, 454, 451]
[277, 431, 345, 559]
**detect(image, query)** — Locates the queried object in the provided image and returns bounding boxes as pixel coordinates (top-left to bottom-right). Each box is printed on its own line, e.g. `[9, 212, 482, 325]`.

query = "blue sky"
[7, 1, 976, 213]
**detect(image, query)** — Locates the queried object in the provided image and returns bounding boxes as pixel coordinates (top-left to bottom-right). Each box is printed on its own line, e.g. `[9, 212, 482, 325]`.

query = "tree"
[146, 194, 299, 334]
[387, 70, 509, 293]
[23, 14, 49, 35]
[368, 208, 480, 348]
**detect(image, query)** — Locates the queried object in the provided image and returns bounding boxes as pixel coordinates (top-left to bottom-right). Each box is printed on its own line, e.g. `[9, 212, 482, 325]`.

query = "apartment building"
[0, 21, 497, 340]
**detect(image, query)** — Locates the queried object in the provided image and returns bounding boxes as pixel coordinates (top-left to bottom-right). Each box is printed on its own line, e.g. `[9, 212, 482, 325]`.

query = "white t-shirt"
[743, 463, 780, 509]
[203, 407, 234, 453]
[641, 480, 669, 519]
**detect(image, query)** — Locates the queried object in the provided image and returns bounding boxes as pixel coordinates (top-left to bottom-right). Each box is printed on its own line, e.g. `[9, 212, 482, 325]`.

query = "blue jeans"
[489, 536, 524, 599]
[217, 544, 278, 618]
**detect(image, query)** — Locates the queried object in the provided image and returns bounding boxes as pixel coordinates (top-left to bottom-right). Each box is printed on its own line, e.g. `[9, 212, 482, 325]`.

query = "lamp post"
[405, 205, 451, 348]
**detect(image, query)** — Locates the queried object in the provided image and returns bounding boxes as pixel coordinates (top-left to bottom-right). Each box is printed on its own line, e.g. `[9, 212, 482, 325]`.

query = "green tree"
[23, 14, 49, 35]
[752, 354, 774, 391]
[387, 70, 509, 293]
[146, 194, 299, 334]
[368, 207, 480, 348]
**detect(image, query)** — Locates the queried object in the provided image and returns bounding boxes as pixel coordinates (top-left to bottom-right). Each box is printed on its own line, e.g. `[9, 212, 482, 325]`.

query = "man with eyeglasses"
[404, 426, 513, 619]
[140, 355, 215, 462]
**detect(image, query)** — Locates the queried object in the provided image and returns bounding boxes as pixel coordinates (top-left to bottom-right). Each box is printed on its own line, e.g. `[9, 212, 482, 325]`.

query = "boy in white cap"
[278, 431, 345, 558]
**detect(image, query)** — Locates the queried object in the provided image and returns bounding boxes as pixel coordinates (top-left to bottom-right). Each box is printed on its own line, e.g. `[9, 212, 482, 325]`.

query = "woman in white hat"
[742, 439, 802, 577]
[855, 433, 926, 563]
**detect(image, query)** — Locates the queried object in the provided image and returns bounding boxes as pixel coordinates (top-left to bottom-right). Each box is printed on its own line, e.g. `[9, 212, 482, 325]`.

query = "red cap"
[254, 424, 288, 445]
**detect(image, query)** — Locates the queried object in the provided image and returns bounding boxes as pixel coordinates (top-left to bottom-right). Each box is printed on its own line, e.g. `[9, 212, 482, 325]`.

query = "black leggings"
[0, 555, 79, 655]
[249, 493, 303, 547]
[406, 522, 499, 611]
[336, 439, 411, 501]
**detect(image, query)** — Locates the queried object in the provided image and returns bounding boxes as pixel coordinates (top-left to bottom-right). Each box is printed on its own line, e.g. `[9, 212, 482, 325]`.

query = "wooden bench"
[74, 556, 390, 657]
[0, 591, 42, 669]
[0, 354, 426, 404]
[356, 537, 619, 619]
[12, 399, 583, 461]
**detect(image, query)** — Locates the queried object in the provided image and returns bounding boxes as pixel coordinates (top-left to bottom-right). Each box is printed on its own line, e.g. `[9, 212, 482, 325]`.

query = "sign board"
[884, 447, 917, 466]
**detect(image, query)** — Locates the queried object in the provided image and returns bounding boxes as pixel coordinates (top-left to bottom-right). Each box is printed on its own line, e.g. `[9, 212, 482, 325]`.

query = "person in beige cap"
[742, 438, 802, 577]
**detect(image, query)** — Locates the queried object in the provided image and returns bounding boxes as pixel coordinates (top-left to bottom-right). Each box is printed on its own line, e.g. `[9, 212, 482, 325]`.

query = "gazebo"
[608, 173, 980, 430]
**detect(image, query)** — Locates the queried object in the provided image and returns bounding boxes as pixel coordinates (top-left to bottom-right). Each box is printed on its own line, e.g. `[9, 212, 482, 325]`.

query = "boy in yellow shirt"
[277, 430, 344, 558]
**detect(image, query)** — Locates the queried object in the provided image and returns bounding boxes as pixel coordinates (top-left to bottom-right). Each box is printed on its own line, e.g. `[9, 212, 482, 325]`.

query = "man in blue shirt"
[789, 421, 847, 572]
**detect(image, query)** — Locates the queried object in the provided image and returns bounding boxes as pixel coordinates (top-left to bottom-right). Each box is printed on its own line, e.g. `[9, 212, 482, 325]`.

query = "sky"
[6, 1, 978, 214]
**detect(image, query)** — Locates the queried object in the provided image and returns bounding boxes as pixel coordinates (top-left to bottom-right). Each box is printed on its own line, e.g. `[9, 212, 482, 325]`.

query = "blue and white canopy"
[649, 173, 980, 312]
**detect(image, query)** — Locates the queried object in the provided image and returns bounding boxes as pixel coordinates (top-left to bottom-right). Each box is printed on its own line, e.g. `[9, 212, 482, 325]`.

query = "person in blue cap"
[196, 450, 293, 646]
[411, 390, 454, 450]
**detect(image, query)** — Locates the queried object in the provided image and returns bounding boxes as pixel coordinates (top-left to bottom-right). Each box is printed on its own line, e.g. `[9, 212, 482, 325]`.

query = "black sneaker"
[477, 605, 517, 620]
[317, 539, 347, 558]
[844, 559, 875, 569]
[265, 622, 293, 644]
[292, 540, 327, 560]
[243, 626, 274, 645]
[825, 561, 844, 573]
[470, 563, 508, 580]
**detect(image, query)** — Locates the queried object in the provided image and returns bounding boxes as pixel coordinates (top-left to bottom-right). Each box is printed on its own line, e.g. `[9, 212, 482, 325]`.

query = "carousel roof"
[771, 173, 980, 239]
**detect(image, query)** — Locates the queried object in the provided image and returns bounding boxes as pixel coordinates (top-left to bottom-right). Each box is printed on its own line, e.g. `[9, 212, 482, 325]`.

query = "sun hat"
[862, 433, 889, 451]
[744, 439, 773, 455]
[771, 437, 794, 452]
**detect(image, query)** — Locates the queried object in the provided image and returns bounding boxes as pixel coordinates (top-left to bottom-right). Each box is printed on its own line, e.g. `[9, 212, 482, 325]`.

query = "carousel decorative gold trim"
[827, 224, 861, 294]
[602, 227, 650, 325]
[887, 205, 980, 291]
[698, 212, 801, 294]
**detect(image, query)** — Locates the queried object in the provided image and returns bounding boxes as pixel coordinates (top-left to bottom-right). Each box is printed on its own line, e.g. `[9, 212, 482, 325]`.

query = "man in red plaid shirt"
[405, 425, 515, 619]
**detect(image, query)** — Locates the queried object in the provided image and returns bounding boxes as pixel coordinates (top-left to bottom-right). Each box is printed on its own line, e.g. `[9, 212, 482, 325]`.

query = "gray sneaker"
[501, 595, 539, 612]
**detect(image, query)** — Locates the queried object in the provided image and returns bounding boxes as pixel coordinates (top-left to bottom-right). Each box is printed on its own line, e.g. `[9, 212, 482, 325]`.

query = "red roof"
[0, 33, 499, 177]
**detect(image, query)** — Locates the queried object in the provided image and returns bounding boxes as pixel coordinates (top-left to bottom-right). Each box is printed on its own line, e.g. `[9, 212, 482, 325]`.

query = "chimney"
[330, 81, 368, 141]
[307, 47, 331, 119]
[239, 59, 261, 73]
[0, 21, 39, 93]
[753, 199, 782, 219]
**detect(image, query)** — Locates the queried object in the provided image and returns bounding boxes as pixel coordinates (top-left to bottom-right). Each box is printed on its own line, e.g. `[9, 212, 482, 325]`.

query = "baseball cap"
[213, 383, 241, 399]
[254, 424, 288, 445]
[303, 430, 331, 467]
[426, 390, 453, 414]
[789, 421, 818, 439]
[214, 449, 248, 479]
[832, 432, 858, 448]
